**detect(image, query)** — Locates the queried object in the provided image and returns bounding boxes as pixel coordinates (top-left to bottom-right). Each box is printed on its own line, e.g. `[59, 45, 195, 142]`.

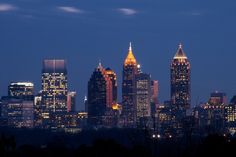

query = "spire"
[174, 43, 187, 59]
[97, 59, 103, 70]
[124, 42, 137, 66]
[129, 42, 132, 51]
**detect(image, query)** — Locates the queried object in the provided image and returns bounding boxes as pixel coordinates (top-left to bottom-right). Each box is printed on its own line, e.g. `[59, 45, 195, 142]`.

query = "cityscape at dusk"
[0, 0, 236, 157]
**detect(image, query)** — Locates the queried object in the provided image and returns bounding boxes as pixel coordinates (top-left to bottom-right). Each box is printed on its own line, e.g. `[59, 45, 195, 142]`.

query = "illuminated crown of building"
[124, 42, 137, 66]
[173, 43, 188, 59]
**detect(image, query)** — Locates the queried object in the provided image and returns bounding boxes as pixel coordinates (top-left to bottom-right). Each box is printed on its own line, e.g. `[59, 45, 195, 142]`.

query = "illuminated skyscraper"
[203, 91, 226, 133]
[171, 43, 191, 117]
[150, 80, 159, 116]
[87, 62, 117, 127]
[105, 68, 118, 106]
[151, 80, 158, 105]
[209, 91, 227, 105]
[225, 96, 236, 134]
[135, 73, 151, 128]
[41, 60, 68, 113]
[8, 82, 34, 100]
[67, 91, 76, 112]
[122, 42, 138, 127]
[1, 97, 34, 128]
[0, 82, 35, 128]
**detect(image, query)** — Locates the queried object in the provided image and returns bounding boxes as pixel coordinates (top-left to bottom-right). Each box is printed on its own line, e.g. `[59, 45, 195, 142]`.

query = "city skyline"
[0, 0, 236, 110]
[0, 42, 235, 109]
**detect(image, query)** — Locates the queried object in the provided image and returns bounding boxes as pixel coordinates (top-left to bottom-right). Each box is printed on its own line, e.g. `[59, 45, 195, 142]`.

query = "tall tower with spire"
[170, 43, 191, 117]
[122, 42, 138, 127]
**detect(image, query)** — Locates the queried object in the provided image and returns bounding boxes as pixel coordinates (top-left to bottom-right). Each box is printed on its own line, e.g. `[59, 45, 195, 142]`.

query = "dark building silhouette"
[170, 43, 191, 117]
[87, 62, 118, 127]
[122, 43, 138, 128]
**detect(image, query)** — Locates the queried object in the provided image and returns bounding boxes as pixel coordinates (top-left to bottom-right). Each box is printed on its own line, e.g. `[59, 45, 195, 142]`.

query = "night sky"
[0, 0, 235, 110]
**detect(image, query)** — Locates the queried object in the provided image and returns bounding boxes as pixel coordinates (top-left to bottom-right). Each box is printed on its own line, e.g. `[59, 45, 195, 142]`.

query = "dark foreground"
[0, 127, 236, 157]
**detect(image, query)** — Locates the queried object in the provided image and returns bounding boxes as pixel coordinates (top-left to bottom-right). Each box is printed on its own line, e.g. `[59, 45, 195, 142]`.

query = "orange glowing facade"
[122, 43, 138, 127]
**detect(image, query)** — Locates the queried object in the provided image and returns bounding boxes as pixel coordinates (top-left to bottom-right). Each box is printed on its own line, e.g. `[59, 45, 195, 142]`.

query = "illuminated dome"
[124, 42, 137, 66]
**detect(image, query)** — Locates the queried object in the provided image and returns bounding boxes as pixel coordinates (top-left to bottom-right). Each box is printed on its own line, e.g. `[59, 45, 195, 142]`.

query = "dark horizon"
[0, 0, 236, 110]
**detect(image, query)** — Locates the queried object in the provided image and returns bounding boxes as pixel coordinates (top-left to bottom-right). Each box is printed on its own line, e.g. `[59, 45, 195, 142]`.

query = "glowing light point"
[179, 43, 182, 48]
[137, 64, 141, 69]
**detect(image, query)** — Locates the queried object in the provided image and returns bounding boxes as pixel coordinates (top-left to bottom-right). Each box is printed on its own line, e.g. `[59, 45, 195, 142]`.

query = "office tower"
[151, 80, 158, 105]
[171, 43, 191, 117]
[209, 91, 227, 105]
[41, 59, 68, 112]
[87, 62, 117, 127]
[135, 73, 151, 128]
[105, 68, 118, 106]
[122, 42, 138, 127]
[8, 82, 34, 100]
[156, 102, 173, 136]
[34, 92, 43, 128]
[1, 97, 34, 128]
[225, 96, 236, 134]
[203, 91, 226, 133]
[67, 91, 76, 112]
[150, 80, 159, 116]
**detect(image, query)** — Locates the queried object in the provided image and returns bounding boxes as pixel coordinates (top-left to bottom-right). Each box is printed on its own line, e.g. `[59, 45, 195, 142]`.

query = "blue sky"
[0, 0, 236, 109]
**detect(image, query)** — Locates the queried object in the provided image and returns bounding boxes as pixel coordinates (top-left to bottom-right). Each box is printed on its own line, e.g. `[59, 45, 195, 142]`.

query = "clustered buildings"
[0, 43, 236, 137]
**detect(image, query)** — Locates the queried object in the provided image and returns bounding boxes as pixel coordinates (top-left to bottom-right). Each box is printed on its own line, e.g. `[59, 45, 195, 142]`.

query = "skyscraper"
[87, 62, 117, 127]
[105, 68, 118, 107]
[1, 97, 34, 128]
[135, 72, 151, 128]
[203, 92, 226, 133]
[171, 43, 191, 117]
[8, 82, 34, 100]
[67, 91, 76, 112]
[209, 91, 227, 105]
[41, 60, 68, 113]
[151, 80, 158, 105]
[122, 42, 138, 127]
[150, 80, 159, 116]
[0, 82, 35, 128]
